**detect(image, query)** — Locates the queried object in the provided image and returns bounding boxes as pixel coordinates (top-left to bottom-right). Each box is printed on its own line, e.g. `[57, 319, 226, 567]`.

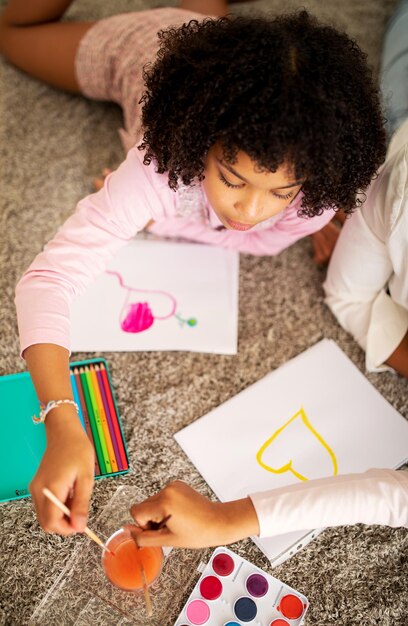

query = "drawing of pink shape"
[121, 302, 154, 333]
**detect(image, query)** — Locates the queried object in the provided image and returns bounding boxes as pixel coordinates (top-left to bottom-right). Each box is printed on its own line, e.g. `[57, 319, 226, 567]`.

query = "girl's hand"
[311, 220, 341, 265]
[311, 210, 347, 265]
[29, 407, 95, 536]
[92, 168, 112, 191]
[130, 480, 260, 549]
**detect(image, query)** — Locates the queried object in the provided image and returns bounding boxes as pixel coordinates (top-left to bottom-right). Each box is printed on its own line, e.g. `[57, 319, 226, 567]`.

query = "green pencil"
[84, 366, 112, 474]
[79, 367, 106, 474]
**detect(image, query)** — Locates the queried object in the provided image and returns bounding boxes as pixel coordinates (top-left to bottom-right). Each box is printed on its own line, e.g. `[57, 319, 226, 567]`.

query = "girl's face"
[203, 143, 303, 231]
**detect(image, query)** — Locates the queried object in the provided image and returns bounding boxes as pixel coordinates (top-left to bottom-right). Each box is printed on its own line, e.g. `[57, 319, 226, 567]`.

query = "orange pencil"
[89, 365, 118, 472]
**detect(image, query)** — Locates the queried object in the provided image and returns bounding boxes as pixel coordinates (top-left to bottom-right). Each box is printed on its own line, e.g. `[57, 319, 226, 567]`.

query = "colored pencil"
[89, 365, 118, 472]
[94, 364, 123, 471]
[99, 363, 128, 469]
[73, 367, 101, 476]
[84, 366, 112, 474]
[79, 367, 106, 474]
[70, 371, 86, 431]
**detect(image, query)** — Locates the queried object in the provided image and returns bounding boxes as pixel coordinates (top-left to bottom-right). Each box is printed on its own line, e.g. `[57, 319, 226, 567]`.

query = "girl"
[1, 1, 386, 534]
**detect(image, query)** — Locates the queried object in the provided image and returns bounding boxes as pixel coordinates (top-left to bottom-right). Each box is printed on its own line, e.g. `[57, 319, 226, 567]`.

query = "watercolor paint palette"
[174, 547, 308, 626]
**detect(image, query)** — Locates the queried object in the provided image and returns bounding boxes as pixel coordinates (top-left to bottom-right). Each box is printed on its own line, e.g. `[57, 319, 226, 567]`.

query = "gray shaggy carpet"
[0, 0, 407, 624]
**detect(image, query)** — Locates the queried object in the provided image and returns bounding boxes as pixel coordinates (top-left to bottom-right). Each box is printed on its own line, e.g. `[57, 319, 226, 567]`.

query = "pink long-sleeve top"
[15, 146, 333, 355]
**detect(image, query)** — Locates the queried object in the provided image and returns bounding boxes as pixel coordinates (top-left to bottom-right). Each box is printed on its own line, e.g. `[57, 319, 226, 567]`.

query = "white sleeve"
[323, 149, 408, 372]
[249, 469, 408, 537]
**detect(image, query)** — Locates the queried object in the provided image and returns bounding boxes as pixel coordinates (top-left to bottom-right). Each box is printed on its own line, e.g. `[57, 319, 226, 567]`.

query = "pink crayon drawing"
[106, 270, 197, 334]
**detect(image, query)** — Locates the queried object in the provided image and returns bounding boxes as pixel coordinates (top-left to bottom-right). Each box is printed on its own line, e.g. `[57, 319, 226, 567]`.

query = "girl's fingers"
[335, 209, 347, 225]
[135, 527, 173, 548]
[130, 499, 167, 528]
[92, 168, 112, 191]
[70, 476, 93, 532]
[92, 177, 104, 191]
[33, 484, 75, 535]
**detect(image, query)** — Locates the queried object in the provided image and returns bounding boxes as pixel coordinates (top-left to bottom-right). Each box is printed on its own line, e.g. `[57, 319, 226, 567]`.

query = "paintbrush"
[146, 514, 172, 531]
[127, 513, 172, 616]
[42, 487, 114, 555]
[130, 529, 153, 617]
[133, 514, 172, 532]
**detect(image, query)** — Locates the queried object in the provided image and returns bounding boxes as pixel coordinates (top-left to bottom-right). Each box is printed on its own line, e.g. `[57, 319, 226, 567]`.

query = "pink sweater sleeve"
[15, 147, 174, 354]
[249, 468, 408, 537]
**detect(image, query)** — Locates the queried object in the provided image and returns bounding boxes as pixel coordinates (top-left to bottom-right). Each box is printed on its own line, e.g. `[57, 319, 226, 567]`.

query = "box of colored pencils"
[0, 358, 129, 503]
[69, 358, 129, 479]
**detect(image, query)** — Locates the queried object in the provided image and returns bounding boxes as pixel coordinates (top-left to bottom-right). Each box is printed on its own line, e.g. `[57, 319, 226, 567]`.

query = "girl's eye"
[272, 191, 294, 200]
[218, 169, 298, 200]
[218, 171, 243, 189]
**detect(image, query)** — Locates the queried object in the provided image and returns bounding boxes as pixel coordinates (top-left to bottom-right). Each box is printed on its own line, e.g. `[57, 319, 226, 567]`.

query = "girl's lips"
[225, 217, 254, 231]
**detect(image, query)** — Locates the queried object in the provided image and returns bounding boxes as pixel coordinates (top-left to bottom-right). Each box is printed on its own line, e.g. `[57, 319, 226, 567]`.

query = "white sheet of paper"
[175, 339, 408, 565]
[71, 239, 239, 354]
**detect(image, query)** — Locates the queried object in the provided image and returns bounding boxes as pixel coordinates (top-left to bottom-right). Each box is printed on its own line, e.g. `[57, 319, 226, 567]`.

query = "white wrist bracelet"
[32, 399, 79, 424]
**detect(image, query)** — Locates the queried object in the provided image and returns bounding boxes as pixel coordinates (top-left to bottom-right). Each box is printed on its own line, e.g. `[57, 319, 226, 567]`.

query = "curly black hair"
[140, 10, 386, 217]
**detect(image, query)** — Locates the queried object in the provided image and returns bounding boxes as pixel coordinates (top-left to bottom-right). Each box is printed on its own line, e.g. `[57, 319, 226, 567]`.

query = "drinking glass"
[102, 524, 163, 592]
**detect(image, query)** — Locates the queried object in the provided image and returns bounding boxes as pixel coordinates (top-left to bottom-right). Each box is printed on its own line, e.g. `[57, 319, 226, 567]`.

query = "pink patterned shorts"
[75, 8, 208, 151]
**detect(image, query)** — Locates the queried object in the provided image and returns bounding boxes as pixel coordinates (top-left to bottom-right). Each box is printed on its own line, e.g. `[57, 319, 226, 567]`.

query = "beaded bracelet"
[32, 399, 79, 424]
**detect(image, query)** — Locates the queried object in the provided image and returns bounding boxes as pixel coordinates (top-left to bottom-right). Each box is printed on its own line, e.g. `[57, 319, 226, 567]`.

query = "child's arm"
[324, 208, 408, 376]
[249, 468, 408, 537]
[130, 469, 408, 548]
[310, 210, 347, 265]
[130, 481, 260, 548]
[24, 343, 95, 535]
[15, 148, 167, 533]
[385, 331, 408, 378]
[324, 142, 408, 377]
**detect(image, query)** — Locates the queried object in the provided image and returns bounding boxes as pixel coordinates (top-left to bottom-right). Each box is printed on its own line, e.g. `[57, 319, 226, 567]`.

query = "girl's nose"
[234, 194, 264, 222]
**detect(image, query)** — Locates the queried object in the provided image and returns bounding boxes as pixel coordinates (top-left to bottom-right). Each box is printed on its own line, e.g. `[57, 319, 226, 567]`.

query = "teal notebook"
[0, 358, 129, 503]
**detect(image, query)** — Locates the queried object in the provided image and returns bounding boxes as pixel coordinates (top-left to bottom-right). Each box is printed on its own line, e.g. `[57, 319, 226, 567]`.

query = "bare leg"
[0, 0, 94, 92]
[180, 0, 257, 16]
[180, 0, 228, 16]
[0, 0, 243, 95]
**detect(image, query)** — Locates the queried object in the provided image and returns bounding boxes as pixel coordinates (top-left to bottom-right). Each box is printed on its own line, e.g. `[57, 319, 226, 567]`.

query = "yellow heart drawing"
[256, 407, 338, 481]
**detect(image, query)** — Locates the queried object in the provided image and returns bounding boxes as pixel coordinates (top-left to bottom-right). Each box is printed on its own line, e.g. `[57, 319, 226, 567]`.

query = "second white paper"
[175, 340, 408, 565]
[71, 239, 239, 354]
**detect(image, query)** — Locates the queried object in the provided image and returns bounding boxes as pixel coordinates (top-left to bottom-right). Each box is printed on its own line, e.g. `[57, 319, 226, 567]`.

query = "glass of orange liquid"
[102, 524, 164, 592]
